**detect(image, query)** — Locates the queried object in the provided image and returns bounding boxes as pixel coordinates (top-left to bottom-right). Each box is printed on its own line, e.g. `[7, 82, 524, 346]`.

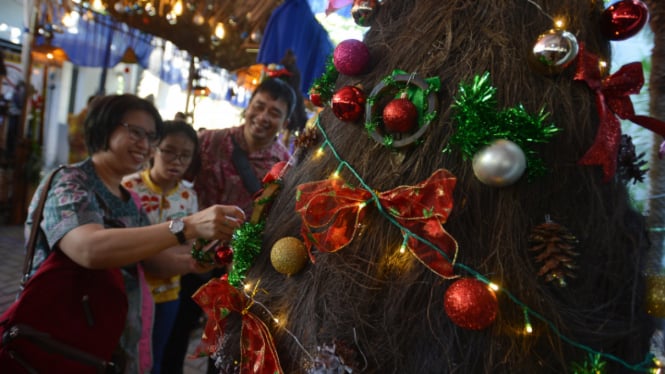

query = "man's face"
[244, 91, 289, 144]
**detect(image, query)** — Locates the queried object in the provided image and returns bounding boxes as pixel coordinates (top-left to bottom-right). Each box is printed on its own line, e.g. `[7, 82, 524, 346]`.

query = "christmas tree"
[195, 1, 664, 372]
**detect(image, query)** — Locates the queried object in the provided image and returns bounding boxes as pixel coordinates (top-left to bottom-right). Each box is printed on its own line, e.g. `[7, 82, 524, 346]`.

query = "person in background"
[68, 95, 98, 163]
[174, 111, 187, 122]
[162, 77, 296, 374]
[121, 120, 207, 374]
[26, 94, 245, 373]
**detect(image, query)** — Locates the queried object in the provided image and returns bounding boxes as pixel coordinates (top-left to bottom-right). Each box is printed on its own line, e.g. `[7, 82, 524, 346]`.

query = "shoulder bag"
[0, 166, 128, 373]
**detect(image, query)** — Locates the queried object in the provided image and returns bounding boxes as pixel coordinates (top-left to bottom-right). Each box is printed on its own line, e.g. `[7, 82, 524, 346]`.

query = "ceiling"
[104, 0, 283, 70]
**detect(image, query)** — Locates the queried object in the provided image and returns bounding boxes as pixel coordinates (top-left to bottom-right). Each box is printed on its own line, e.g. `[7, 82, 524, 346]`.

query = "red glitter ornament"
[382, 97, 418, 133]
[214, 244, 234, 265]
[333, 39, 370, 76]
[444, 278, 498, 330]
[600, 0, 649, 41]
[331, 85, 366, 122]
[310, 88, 323, 107]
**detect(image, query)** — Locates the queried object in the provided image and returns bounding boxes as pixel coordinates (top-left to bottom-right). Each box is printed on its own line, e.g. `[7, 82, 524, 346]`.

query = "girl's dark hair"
[251, 78, 297, 119]
[160, 120, 199, 152]
[84, 94, 164, 154]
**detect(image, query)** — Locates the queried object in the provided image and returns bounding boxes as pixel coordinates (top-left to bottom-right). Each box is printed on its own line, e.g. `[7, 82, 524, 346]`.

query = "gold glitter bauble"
[646, 274, 665, 318]
[270, 237, 308, 275]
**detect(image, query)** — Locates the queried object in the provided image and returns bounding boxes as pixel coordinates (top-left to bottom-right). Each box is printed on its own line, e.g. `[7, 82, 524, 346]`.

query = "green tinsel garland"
[228, 221, 266, 287]
[571, 353, 607, 374]
[445, 72, 560, 178]
[309, 55, 339, 105]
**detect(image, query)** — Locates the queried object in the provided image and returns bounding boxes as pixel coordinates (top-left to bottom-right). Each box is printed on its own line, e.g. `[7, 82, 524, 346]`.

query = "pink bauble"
[383, 98, 418, 133]
[444, 278, 498, 330]
[331, 86, 366, 122]
[333, 39, 370, 76]
[600, 0, 649, 41]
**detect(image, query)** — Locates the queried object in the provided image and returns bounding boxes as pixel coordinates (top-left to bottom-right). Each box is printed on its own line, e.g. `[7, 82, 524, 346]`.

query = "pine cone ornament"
[294, 126, 321, 151]
[528, 220, 579, 287]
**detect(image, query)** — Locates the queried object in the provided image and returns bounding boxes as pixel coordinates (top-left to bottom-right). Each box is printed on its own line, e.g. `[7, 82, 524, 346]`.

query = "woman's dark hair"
[251, 78, 297, 119]
[159, 120, 199, 156]
[84, 94, 164, 154]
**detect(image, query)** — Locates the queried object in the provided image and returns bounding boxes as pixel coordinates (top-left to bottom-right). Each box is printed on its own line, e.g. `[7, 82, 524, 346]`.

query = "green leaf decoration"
[309, 55, 339, 105]
[445, 71, 560, 179]
[228, 221, 266, 287]
[571, 353, 607, 374]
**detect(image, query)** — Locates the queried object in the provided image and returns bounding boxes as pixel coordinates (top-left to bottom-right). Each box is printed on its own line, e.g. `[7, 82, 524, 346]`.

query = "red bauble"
[214, 244, 234, 265]
[444, 278, 498, 330]
[382, 98, 418, 133]
[600, 0, 649, 41]
[331, 85, 366, 122]
[333, 39, 370, 76]
[309, 88, 323, 107]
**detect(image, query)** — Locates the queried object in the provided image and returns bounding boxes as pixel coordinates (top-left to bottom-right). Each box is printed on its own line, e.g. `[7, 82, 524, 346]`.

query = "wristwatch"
[169, 218, 186, 245]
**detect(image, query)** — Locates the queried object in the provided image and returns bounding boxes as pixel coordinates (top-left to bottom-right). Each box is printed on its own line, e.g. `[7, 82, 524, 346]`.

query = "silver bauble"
[472, 139, 527, 187]
[528, 29, 579, 76]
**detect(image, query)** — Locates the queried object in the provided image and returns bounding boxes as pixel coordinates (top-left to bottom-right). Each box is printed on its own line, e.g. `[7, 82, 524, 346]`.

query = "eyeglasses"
[157, 148, 193, 163]
[122, 123, 159, 147]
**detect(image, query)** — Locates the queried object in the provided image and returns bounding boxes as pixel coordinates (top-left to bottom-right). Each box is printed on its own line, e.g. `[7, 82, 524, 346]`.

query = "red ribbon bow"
[193, 277, 284, 374]
[295, 169, 458, 278]
[574, 43, 665, 182]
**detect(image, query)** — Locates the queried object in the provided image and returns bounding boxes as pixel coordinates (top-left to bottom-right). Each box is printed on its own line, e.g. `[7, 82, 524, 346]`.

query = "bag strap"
[22, 165, 66, 285]
[231, 135, 262, 195]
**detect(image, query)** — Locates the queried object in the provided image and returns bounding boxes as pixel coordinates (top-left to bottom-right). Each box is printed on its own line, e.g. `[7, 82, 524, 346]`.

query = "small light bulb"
[273, 317, 279, 324]
[315, 147, 324, 158]
[243, 283, 252, 291]
[173, 0, 183, 16]
[553, 17, 565, 29]
[331, 170, 340, 179]
[488, 282, 499, 291]
[214, 22, 225, 39]
[399, 244, 406, 254]
[358, 202, 366, 209]
[46, 52, 54, 60]
[524, 322, 533, 334]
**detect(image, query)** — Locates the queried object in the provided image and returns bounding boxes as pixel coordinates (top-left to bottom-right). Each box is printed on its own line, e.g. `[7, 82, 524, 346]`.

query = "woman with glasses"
[122, 120, 207, 374]
[24, 94, 244, 373]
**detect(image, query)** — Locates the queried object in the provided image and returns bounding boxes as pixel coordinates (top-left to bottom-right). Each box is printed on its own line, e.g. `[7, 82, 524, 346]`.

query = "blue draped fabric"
[46, 13, 154, 68]
[257, 0, 334, 95]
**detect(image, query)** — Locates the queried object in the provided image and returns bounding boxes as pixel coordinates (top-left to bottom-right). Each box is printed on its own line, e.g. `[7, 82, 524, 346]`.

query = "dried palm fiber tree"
[210, 1, 653, 372]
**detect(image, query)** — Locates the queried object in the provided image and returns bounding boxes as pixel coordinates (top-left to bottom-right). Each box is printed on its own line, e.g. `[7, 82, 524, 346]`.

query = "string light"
[311, 116, 655, 372]
[214, 22, 226, 39]
[553, 17, 566, 29]
[523, 308, 533, 334]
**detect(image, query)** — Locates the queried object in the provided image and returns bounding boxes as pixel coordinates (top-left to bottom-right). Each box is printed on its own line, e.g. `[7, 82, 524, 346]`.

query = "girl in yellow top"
[122, 120, 206, 374]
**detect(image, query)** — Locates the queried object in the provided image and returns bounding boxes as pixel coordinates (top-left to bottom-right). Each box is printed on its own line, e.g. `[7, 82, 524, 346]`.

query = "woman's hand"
[183, 204, 245, 242]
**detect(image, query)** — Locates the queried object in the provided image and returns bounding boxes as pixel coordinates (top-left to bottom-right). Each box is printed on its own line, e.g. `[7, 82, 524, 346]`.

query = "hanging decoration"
[228, 221, 265, 287]
[574, 44, 665, 182]
[617, 134, 648, 185]
[192, 278, 284, 374]
[365, 71, 440, 148]
[331, 85, 366, 122]
[445, 72, 559, 179]
[333, 39, 371, 76]
[472, 139, 527, 187]
[270, 236, 309, 275]
[296, 168, 459, 278]
[528, 218, 579, 287]
[443, 278, 498, 330]
[309, 56, 339, 108]
[528, 28, 579, 76]
[599, 0, 649, 41]
[351, 0, 379, 27]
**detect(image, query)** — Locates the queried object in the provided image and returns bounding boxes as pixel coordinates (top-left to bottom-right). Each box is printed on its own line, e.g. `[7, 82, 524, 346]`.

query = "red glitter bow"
[295, 169, 458, 278]
[192, 277, 284, 374]
[574, 43, 665, 182]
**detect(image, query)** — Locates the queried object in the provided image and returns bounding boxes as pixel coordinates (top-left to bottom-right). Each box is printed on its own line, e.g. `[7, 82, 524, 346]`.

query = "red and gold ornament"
[600, 0, 649, 41]
[333, 39, 370, 76]
[382, 95, 418, 133]
[332, 85, 366, 122]
[351, 0, 378, 27]
[444, 278, 498, 330]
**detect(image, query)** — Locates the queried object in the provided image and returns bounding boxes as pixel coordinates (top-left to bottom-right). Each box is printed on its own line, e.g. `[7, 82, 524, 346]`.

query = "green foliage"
[445, 72, 560, 178]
